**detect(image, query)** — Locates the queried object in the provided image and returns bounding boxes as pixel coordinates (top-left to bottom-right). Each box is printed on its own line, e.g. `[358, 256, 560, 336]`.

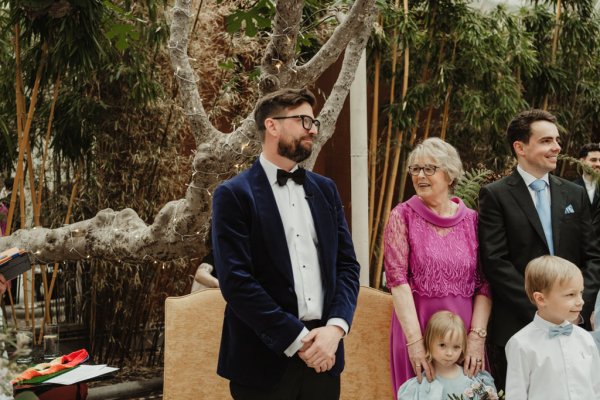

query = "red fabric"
[13, 383, 88, 400]
[11, 349, 89, 384]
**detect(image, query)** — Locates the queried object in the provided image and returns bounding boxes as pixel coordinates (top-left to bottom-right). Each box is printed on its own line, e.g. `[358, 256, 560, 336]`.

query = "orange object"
[11, 349, 89, 384]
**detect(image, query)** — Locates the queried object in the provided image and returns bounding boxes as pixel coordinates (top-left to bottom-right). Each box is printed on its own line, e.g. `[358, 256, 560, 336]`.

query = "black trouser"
[487, 343, 507, 393]
[229, 355, 340, 400]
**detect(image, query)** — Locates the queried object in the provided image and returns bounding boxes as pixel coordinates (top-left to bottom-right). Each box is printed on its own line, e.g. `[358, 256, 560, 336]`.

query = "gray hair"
[407, 137, 465, 184]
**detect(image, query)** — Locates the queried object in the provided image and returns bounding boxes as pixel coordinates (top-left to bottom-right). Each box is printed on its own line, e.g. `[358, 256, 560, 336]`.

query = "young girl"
[397, 311, 499, 400]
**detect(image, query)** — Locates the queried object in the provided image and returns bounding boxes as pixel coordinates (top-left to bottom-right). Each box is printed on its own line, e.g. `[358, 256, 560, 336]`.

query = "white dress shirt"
[517, 165, 551, 208]
[505, 313, 600, 400]
[259, 155, 348, 357]
[583, 174, 596, 204]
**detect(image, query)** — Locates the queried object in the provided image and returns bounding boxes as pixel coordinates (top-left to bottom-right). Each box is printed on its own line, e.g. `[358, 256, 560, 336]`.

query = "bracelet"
[406, 337, 423, 346]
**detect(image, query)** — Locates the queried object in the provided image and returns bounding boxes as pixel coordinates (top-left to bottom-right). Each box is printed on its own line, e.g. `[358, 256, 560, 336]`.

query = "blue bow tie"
[549, 324, 573, 338]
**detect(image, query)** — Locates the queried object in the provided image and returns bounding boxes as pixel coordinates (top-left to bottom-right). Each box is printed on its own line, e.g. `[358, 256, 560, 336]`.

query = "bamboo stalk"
[374, 0, 411, 289]
[368, 49, 381, 243]
[423, 105, 434, 139]
[36, 75, 62, 215]
[440, 84, 453, 140]
[13, 41, 48, 328]
[6, 25, 25, 239]
[409, 111, 420, 146]
[45, 165, 81, 322]
[20, 181, 29, 325]
[439, 40, 457, 140]
[6, 287, 17, 327]
[374, 131, 404, 288]
[396, 36, 411, 203]
[543, 0, 562, 111]
[35, 76, 61, 329]
[369, 14, 401, 258]
[7, 40, 47, 238]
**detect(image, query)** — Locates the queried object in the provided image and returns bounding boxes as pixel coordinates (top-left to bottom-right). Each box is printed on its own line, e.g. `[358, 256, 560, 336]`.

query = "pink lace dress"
[384, 195, 490, 396]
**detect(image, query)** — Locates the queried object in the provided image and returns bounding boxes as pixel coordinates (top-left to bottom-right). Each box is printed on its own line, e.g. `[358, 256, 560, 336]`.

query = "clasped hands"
[298, 325, 344, 373]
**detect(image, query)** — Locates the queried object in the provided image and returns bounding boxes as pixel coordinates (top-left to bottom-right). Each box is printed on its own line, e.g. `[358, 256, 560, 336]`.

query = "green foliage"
[559, 154, 600, 183]
[370, 0, 600, 176]
[454, 169, 493, 210]
[223, 0, 274, 37]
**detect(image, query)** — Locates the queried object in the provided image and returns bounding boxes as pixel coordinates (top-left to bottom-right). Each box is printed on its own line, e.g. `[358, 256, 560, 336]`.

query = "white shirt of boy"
[505, 313, 600, 400]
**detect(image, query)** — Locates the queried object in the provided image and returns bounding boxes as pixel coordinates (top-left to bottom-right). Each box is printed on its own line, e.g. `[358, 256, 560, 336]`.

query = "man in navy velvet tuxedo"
[212, 88, 360, 399]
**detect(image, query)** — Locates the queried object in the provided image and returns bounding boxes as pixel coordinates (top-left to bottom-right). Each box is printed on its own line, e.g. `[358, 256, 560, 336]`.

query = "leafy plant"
[454, 169, 493, 210]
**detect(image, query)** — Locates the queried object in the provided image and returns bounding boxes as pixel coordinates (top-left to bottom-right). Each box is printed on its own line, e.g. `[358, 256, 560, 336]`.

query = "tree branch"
[0, 0, 374, 263]
[304, 7, 375, 169]
[294, 0, 375, 87]
[260, 0, 304, 93]
[169, 0, 222, 145]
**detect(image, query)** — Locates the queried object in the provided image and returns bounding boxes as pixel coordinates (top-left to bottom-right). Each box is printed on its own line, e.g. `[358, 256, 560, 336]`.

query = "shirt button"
[308, 298, 311, 301]
[302, 265, 306, 268]
[288, 287, 294, 293]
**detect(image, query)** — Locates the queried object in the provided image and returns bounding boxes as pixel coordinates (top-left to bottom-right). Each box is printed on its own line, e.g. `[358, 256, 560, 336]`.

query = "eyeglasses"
[407, 164, 440, 176]
[271, 115, 320, 133]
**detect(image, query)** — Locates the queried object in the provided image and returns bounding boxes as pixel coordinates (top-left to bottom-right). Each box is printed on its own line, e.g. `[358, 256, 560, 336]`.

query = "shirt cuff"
[327, 318, 349, 336]
[284, 327, 309, 357]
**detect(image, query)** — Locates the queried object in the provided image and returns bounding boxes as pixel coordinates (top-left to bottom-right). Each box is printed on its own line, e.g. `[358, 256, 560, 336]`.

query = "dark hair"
[578, 143, 600, 159]
[254, 88, 316, 141]
[506, 110, 557, 155]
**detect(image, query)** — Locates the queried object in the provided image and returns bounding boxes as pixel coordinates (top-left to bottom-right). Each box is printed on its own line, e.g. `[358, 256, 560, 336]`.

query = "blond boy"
[505, 255, 600, 399]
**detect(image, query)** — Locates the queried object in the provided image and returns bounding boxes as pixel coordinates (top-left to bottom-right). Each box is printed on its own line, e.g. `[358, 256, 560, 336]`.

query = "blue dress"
[397, 370, 497, 400]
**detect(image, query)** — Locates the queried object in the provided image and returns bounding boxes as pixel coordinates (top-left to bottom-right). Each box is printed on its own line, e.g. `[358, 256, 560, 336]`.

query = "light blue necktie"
[549, 324, 573, 338]
[530, 179, 554, 255]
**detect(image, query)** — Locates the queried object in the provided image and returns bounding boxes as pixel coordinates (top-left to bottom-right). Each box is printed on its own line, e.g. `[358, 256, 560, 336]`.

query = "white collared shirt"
[259, 154, 348, 356]
[583, 174, 596, 204]
[517, 165, 551, 208]
[505, 313, 600, 400]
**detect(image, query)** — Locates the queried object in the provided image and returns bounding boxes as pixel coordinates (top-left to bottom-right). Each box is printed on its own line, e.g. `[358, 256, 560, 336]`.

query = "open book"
[0, 247, 31, 280]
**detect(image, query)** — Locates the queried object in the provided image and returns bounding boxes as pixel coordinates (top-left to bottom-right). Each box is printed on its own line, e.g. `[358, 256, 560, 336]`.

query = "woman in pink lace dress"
[384, 138, 492, 396]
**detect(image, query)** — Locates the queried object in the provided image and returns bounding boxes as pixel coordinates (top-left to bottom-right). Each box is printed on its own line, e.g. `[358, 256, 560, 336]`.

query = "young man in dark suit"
[211, 88, 360, 399]
[478, 110, 600, 390]
[574, 143, 600, 210]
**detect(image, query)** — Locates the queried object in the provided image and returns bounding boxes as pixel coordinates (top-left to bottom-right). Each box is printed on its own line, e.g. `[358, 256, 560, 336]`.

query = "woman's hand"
[407, 339, 434, 383]
[464, 332, 485, 377]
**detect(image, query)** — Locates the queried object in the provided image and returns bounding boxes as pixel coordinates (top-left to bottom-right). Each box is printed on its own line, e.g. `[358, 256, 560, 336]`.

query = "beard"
[278, 136, 313, 163]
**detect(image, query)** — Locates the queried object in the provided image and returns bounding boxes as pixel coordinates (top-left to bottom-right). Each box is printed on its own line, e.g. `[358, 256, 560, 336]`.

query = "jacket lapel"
[507, 170, 548, 248]
[249, 162, 295, 285]
[303, 174, 336, 289]
[549, 175, 567, 252]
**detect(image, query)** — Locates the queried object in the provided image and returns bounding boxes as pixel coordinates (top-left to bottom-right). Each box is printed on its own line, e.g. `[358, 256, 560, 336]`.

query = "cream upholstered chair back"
[163, 289, 228, 399]
[163, 286, 393, 400]
[341, 286, 394, 399]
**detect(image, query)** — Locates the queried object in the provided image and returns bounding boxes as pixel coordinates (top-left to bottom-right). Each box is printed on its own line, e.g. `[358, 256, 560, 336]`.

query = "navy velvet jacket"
[212, 160, 360, 388]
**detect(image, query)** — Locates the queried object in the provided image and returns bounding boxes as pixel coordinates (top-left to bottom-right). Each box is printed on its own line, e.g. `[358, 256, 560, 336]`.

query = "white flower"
[463, 387, 475, 398]
[485, 386, 499, 400]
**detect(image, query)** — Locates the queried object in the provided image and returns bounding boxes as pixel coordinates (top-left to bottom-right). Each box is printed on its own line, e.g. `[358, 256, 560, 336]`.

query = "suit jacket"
[211, 160, 361, 388]
[478, 170, 600, 346]
[573, 176, 600, 210]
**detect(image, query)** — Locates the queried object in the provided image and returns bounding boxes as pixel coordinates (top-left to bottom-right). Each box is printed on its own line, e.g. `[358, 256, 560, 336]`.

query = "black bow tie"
[276, 168, 306, 186]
